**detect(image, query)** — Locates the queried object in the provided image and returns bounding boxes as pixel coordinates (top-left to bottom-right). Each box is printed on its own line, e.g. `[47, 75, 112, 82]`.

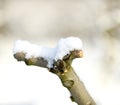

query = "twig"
[14, 49, 96, 105]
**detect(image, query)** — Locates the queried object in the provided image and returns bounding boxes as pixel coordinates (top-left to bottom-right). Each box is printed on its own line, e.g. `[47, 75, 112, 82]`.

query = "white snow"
[55, 37, 82, 60]
[13, 37, 83, 68]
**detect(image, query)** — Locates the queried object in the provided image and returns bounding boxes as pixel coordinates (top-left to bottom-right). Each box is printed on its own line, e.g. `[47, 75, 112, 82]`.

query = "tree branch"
[14, 49, 96, 105]
[14, 52, 48, 68]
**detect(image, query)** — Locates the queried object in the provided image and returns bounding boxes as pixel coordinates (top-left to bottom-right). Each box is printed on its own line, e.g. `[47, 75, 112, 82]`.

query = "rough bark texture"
[14, 50, 96, 105]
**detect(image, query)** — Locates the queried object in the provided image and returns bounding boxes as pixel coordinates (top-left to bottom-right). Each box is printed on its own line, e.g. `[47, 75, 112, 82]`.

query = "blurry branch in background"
[102, 2, 120, 72]
[13, 37, 96, 105]
[105, 0, 120, 11]
[103, 24, 120, 74]
[96, 0, 120, 74]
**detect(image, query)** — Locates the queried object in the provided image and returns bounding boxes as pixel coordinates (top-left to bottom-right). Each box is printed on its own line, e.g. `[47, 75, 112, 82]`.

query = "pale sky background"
[0, 0, 120, 105]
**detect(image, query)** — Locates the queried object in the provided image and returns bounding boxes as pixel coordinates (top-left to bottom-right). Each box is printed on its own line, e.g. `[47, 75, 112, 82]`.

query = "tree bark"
[58, 67, 96, 105]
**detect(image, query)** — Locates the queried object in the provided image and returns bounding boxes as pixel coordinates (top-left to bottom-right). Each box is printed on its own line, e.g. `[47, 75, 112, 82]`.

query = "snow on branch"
[13, 37, 83, 69]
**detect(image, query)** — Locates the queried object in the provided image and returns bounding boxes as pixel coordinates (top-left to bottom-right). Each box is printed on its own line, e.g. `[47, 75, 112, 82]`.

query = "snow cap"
[13, 37, 83, 68]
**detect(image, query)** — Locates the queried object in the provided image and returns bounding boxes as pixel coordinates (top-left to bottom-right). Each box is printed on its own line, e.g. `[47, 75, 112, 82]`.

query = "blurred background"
[0, 0, 120, 105]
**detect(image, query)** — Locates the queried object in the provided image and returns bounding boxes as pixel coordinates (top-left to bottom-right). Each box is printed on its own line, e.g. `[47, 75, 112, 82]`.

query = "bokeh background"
[0, 0, 120, 105]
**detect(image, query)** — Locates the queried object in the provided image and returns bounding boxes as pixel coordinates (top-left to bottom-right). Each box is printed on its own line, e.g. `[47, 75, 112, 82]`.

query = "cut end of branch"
[14, 52, 26, 61]
[71, 50, 83, 59]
